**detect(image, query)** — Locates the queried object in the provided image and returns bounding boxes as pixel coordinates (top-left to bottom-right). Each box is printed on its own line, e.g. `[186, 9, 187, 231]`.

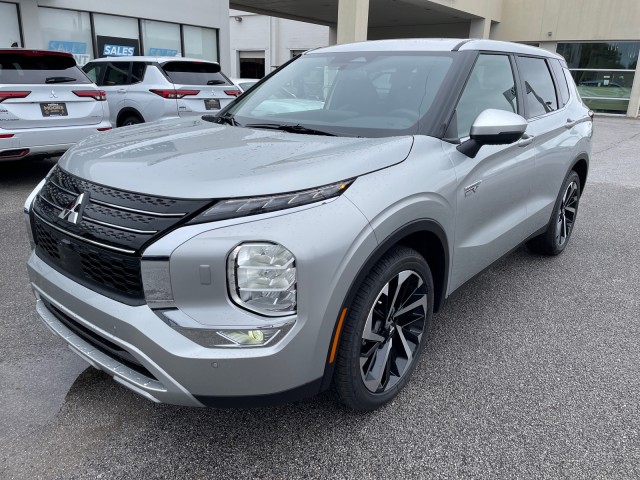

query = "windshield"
[224, 51, 455, 137]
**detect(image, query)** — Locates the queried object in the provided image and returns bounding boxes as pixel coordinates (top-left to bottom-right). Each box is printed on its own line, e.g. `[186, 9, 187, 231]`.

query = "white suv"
[0, 49, 111, 161]
[82, 57, 240, 127]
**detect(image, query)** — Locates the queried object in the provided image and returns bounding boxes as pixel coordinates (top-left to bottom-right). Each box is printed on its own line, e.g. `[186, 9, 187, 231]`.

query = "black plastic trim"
[194, 377, 323, 408]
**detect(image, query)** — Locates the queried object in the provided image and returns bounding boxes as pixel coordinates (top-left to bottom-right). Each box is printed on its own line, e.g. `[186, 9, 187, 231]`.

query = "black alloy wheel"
[526, 170, 581, 256]
[334, 246, 433, 411]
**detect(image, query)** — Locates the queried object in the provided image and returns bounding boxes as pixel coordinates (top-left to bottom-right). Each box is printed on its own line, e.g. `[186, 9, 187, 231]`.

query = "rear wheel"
[334, 246, 434, 411]
[119, 114, 143, 127]
[527, 170, 581, 255]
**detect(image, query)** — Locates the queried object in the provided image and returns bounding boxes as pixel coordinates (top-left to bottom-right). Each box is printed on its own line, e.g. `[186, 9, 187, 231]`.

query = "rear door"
[160, 60, 238, 116]
[515, 56, 577, 231]
[84, 61, 131, 125]
[0, 51, 105, 129]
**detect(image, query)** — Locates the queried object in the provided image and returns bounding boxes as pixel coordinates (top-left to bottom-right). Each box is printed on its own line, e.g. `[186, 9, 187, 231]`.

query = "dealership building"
[2, 0, 640, 116]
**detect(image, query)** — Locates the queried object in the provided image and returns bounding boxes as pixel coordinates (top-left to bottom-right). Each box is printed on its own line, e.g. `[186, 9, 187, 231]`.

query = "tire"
[334, 246, 434, 411]
[526, 170, 581, 256]
[119, 115, 143, 127]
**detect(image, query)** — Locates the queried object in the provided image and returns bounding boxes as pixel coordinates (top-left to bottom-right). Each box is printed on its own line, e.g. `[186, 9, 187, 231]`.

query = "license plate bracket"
[40, 103, 68, 117]
[204, 98, 221, 110]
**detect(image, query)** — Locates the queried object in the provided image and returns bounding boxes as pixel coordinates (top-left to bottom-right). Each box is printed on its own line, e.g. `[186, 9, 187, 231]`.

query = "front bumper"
[27, 195, 377, 407]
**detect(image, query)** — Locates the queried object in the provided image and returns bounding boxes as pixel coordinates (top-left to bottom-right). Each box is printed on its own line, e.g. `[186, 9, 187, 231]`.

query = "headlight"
[191, 179, 353, 223]
[227, 242, 296, 317]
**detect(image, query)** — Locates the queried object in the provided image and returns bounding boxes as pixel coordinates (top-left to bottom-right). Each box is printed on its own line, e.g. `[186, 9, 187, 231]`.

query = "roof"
[309, 38, 564, 60]
[0, 48, 73, 57]
[86, 56, 220, 64]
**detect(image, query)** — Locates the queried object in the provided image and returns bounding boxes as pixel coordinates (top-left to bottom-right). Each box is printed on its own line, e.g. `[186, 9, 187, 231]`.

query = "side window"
[550, 59, 570, 107]
[103, 62, 131, 86]
[83, 63, 106, 86]
[517, 56, 559, 117]
[454, 54, 518, 138]
[131, 62, 146, 84]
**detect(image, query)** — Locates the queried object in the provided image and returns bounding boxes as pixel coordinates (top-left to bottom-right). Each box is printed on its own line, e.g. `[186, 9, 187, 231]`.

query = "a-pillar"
[469, 18, 491, 39]
[627, 59, 640, 117]
[337, 0, 370, 44]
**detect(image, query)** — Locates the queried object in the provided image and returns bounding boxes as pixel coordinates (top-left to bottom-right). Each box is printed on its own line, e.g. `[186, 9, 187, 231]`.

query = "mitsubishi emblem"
[50, 90, 58, 99]
[59, 193, 89, 225]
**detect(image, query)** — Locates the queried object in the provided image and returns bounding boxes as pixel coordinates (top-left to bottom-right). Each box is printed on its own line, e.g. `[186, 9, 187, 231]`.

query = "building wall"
[494, 0, 640, 43]
[4, 0, 230, 70]
[229, 9, 329, 78]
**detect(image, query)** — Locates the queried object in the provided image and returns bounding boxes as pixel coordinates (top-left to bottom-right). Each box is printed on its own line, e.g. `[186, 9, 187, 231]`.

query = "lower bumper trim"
[194, 377, 323, 408]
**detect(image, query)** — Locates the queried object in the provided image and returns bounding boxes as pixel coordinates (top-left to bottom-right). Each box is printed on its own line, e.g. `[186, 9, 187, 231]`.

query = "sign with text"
[48, 40, 91, 66]
[148, 48, 178, 57]
[97, 35, 140, 58]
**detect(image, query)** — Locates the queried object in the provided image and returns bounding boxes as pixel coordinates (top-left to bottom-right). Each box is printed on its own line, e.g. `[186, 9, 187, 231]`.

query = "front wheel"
[334, 246, 434, 411]
[527, 170, 581, 255]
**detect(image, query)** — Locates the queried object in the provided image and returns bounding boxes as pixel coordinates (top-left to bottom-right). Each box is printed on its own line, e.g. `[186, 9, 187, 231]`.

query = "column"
[469, 18, 491, 39]
[337, 0, 370, 44]
[329, 26, 338, 46]
[627, 58, 640, 117]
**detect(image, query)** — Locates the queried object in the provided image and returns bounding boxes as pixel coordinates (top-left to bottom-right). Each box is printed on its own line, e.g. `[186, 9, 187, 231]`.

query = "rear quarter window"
[162, 61, 230, 86]
[550, 59, 570, 107]
[0, 53, 91, 84]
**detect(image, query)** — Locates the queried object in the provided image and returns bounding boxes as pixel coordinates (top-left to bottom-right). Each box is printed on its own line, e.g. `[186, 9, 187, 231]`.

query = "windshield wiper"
[45, 76, 78, 84]
[215, 113, 241, 126]
[207, 79, 226, 85]
[244, 123, 336, 136]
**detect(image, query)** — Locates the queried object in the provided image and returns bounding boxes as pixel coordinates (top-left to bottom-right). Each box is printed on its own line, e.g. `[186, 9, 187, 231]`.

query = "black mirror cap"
[457, 130, 524, 158]
[471, 129, 525, 145]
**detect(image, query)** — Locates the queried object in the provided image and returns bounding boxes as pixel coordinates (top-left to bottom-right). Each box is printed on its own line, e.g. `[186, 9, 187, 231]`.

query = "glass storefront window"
[0, 2, 21, 48]
[142, 20, 181, 57]
[94, 13, 140, 58]
[183, 25, 218, 61]
[557, 42, 640, 114]
[38, 7, 93, 66]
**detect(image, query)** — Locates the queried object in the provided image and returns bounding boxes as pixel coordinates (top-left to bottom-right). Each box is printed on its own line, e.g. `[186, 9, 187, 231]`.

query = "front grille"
[32, 166, 210, 304]
[43, 299, 157, 380]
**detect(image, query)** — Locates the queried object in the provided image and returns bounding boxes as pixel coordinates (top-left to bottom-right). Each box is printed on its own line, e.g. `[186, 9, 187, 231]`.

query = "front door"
[447, 53, 536, 291]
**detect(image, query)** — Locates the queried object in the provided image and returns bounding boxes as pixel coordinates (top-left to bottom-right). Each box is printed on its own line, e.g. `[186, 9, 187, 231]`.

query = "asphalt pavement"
[1, 116, 639, 479]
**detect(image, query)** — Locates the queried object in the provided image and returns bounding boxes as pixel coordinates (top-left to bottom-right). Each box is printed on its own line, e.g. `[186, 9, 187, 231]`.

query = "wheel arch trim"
[569, 153, 589, 196]
[116, 107, 145, 127]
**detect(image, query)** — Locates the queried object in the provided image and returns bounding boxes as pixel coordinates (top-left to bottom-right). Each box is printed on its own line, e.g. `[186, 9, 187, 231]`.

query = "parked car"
[82, 57, 241, 127]
[25, 39, 592, 410]
[232, 78, 259, 92]
[0, 49, 111, 161]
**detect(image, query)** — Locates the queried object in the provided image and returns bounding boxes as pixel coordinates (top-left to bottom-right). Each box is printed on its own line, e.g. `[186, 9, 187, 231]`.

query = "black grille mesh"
[32, 166, 210, 304]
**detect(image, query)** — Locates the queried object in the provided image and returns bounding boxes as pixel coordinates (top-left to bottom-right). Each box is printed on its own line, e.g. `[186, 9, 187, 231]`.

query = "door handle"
[565, 118, 577, 129]
[117, 89, 127, 94]
[518, 134, 534, 147]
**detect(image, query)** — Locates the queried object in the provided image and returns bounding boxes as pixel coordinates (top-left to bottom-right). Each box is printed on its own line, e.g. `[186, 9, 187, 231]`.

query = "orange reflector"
[329, 308, 348, 364]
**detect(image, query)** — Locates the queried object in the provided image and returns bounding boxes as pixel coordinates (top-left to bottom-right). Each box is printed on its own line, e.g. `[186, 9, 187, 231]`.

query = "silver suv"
[82, 57, 240, 127]
[0, 49, 111, 161]
[25, 39, 592, 410]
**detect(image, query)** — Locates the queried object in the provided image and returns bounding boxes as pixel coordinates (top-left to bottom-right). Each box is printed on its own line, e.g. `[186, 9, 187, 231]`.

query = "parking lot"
[1, 116, 639, 479]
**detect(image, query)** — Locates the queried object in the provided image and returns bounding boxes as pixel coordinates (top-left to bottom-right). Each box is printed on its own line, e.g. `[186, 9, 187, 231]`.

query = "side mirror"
[457, 109, 528, 158]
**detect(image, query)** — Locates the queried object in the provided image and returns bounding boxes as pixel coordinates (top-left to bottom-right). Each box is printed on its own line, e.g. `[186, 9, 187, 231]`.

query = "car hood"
[59, 117, 414, 199]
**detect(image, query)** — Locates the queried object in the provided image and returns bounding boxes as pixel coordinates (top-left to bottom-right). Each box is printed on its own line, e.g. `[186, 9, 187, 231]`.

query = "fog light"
[217, 328, 279, 346]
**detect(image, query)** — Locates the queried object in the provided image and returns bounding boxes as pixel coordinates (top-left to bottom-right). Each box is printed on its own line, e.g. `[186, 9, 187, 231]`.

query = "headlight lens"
[227, 242, 296, 317]
[191, 179, 353, 223]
